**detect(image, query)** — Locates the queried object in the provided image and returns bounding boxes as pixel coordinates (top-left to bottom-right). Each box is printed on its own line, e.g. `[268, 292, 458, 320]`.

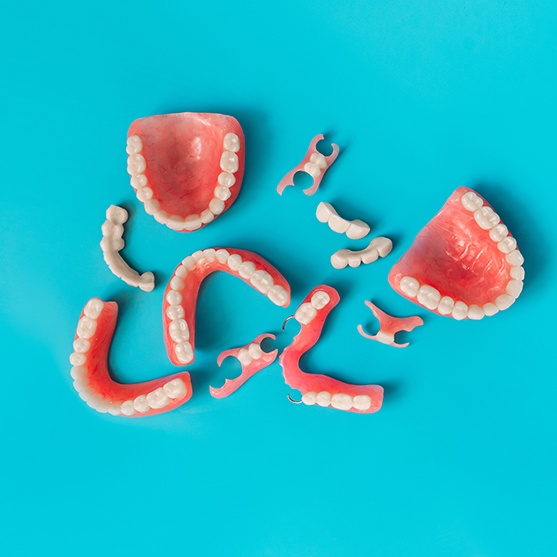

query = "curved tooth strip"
[331, 237, 392, 270]
[316, 202, 371, 240]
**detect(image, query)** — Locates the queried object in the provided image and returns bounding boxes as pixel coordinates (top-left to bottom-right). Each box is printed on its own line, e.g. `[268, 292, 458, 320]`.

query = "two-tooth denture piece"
[280, 285, 384, 413]
[331, 236, 393, 269]
[70, 298, 192, 417]
[357, 301, 423, 348]
[276, 134, 339, 196]
[209, 333, 278, 399]
[100, 205, 155, 292]
[316, 201, 370, 240]
[163, 248, 291, 366]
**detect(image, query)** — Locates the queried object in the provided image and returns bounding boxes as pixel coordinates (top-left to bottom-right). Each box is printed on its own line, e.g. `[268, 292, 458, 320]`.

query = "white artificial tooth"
[130, 174, 148, 189]
[302, 391, 317, 405]
[452, 301, 468, 320]
[215, 185, 232, 201]
[220, 151, 239, 173]
[223, 132, 240, 152]
[200, 209, 215, 224]
[175, 265, 188, 279]
[498, 236, 517, 254]
[331, 251, 349, 269]
[146, 388, 170, 409]
[166, 290, 182, 306]
[227, 254, 243, 271]
[192, 250, 205, 262]
[101, 221, 116, 237]
[107, 205, 128, 224]
[346, 220, 371, 240]
[154, 210, 169, 224]
[73, 379, 90, 394]
[170, 276, 184, 291]
[120, 400, 135, 416]
[483, 302, 499, 316]
[77, 317, 97, 339]
[144, 200, 160, 216]
[239, 261, 256, 279]
[127, 153, 146, 176]
[310, 152, 327, 169]
[437, 296, 455, 315]
[295, 303, 317, 325]
[250, 270, 274, 294]
[400, 276, 420, 298]
[216, 249, 230, 263]
[348, 254, 361, 268]
[209, 198, 225, 215]
[489, 224, 508, 242]
[203, 249, 216, 262]
[506, 280, 523, 299]
[268, 285, 289, 306]
[69, 352, 86, 366]
[467, 304, 485, 320]
[315, 391, 332, 407]
[495, 294, 515, 310]
[182, 256, 196, 271]
[112, 237, 125, 252]
[126, 135, 143, 155]
[164, 378, 187, 399]
[183, 215, 202, 231]
[166, 305, 185, 321]
[331, 393, 353, 411]
[133, 395, 150, 413]
[510, 266, 525, 280]
[461, 191, 483, 211]
[218, 171, 236, 188]
[73, 338, 90, 353]
[175, 342, 193, 364]
[474, 206, 500, 230]
[311, 290, 330, 310]
[107, 403, 122, 416]
[316, 202, 333, 223]
[166, 216, 184, 231]
[169, 319, 189, 342]
[506, 250, 524, 266]
[136, 187, 153, 202]
[303, 161, 321, 178]
[353, 395, 372, 411]
[328, 214, 350, 234]
[373, 237, 393, 257]
[237, 349, 253, 366]
[88, 394, 109, 413]
[70, 366, 87, 380]
[84, 298, 104, 319]
[417, 285, 441, 310]
[248, 343, 263, 360]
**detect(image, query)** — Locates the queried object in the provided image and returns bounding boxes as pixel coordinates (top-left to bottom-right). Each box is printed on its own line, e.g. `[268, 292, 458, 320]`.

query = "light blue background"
[1, 1, 556, 555]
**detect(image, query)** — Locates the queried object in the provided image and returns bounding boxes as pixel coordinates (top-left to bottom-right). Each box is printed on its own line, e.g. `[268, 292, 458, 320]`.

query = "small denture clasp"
[100, 205, 155, 292]
[209, 333, 278, 398]
[331, 237, 393, 269]
[316, 201, 370, 240]
[357, 301, 423, 348]
[277, 134, 339, 196]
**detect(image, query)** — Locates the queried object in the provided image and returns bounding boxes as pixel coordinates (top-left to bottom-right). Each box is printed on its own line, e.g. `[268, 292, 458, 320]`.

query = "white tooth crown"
[316, 201, 371, 240]
[295, 303, 317, 325]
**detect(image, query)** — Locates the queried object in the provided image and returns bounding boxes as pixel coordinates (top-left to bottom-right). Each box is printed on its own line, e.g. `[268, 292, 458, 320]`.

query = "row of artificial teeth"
[166, 249, 289, 363]
[119, 378, 187, 416]
[303, 152, 328, 179]
[126, 133, 240, 231]
[301, 391, 372, 411]
[294, 290, 331, 325]
[236, 342, 265, 366]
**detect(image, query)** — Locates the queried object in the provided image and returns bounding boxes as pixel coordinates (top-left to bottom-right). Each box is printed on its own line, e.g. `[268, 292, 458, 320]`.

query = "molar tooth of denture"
[474, 206, 500, 230]
[310, 152, 327, 169]
[137, 187, 153, 202]
[295, 303, 317, 325]
[311, 290, 330, 310]
[353, 395, 372, 411]
[73, 338, 90, 353]
[250, 270, 274, 294]
[452, 301, 469, 320]
[239, 261, 256, 279]
[69, 352, 86, 366]
[223, 132, 240, 152]
[316, 391, 332, 407]
[467, 304, 485, 320]
[215, 186, 231, 201]
[483, 302, 499, 316]
[127, 154, 146, 176]
[268, 285, 289, 306]
[166, 290, 182, 306]
[164, 378, 187, 399]
[182, 256, 196, 271]
[130, 174, 148, 189]
[510, 266, 525, 281]
[209, 198, 225, 215]
[166, 305, 185, 321]
[203, 249, 216, 262]
[218, 171, 236, 188]
[175, 265, 188, 279]
[227, 254, 243, 271]
[183, 215, 202, 231]
[175, 342, 193, 364]
[88, 395, 109, 413]
[328, 214, 350, 234]
[216, 249, 230, 263]
[154, 210, 169, 224]
[331, 393, 353, 411]
[77, 317, 97, 339]
[496, 294, 515, 310]
[200, 210, 215, 224]
[437, 296, 455, 315]
[489, 224, 508, 243]
[169, 320, 189, 342]
[400, 276, 420, 298]
[506, 280, 523, 299]
[70, 366, 87, 380]
[331, 250, 349, 269]
[126, 135, 143, 155]
[248, 343, 263, 360]
[303, 161, 321, 179]
[506, 250, 524, 266]
[346, 220, 371, 240]
[417, 285, 441, 310]
[170, 276, 184, 291]
[220, 152, 239, 173]
[166, 216, 184, 231]
[498, 236, 517, 254]
[147, 388, 170, 409]
[84, 298, 103, 319]
[237, 349, 252, 366]
[461, 191, 483, 211]
[316, 202, 333, 223]
[133, 395, 150, 413]
[302, 391, 317, 405]
[144, 200, 160, 216]
[120, 401, 135, 416]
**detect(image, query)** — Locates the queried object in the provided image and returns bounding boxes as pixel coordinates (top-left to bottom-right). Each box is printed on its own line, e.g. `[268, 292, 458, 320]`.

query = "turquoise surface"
[1, 1, 556, 555]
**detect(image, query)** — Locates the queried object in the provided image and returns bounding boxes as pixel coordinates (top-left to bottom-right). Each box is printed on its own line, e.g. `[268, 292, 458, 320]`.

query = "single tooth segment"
[130, 174, 148, 189]
[498, 236, 517, 254]
[348, 253, 361, 268]
[373, 237, 393, 257]
[316, 202, 333, 223]
[496, 294, 515, 310]
[169, 319, 190, 342]
[237, 349, 253, 366]
[467, 304, 485, 320]
[183, 215, 202, 231]
[417, 285, 441, 310]
[215, 186, 231, 201]
[239, 261, 256, 279]
[107, 403, 122, 416]
[170, 276, 184, 291]
[166, 305, 185, 321]
[220, 152, 239, 173]
[69, 352, 86, 366]
[73, 379, 90, 394]
[303, 161, 321, 179]
[248, 343, 263, 360]
[311, 290, 330, 310]
[510, 266, 525, 280]
[315, 391, 332, 407]
[77, 317, 97, 339]
[146, 388, 170, 409]
[163, 378, 187, 399]
[506, 250, 524, 266]
[483, 302, 499, 316]
[192, 250, 204, 262]
[209, 198, 225, 215]
[295, 303, 317, 325]
[70, 366, 87, 380]
[353, 395, 372, 411]
[506, 280, 523, 299]
[360, 249, 379, 265]
[200, 209, 215, 224]
[216, 249, 230, 264]
[489, 224, 508, 242]
[268, 285, 289, 306]
[331, 393, 353, 411]
[437, 296, 455, 316]
[144, 200, 160, 216]
[302, 391, 317, 405]
[250, 270, 274, 294]
[218, 171, 236, 188]
[73, 338, 91, 353]
[227, 254, 243, 271]
[474, 206, 500, 230]
[126, 135, 143, 155]
[107, 205, 128, 224]
[461, 191, 483, 211]
[328, 213, 351, 234]
[346, 220, 370, 240]
[166, 290, 182, 306]
[166, 216, 184, 231]
[310, 152, 327, 169]
[137, 187, 153, 202]
[452, 301, 468, 320]
[331, 251, 349, 269]
[84, 298, 104, 319]
[120, 401, 135, 416]
[127, 153, 146, 175]
[223, 132, 240, 152]
[203, 249, 216, 262]
[175, 265, 188, 279]
[175, 342, 193, 364]
[400, 276, 420, 298]
[182, 255, 196, 271]
[154, 210, 169, 224]
[133, 395, 150, 413]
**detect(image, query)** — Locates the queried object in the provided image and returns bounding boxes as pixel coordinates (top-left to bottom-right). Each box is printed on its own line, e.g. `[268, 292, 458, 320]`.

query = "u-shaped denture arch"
[389, 187, 525, 320]
[276, 134, 339, 196]
[280, 285, 384, 413]
[163, 248, 291, 366]
[70, 298, 192, 417]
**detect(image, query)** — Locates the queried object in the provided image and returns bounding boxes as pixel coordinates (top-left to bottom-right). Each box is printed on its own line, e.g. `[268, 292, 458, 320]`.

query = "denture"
[389, 187, 525, 320]
[280, 285, 384, 413]
[127, 112, 245, 231]
[331, 237, 393, 269]
[277, 134, 339, 196]
[70, 298, 192, 416]
[163, 248, 291, 366]
[316, 201, 370, 239]
[209, 333, 278, 399]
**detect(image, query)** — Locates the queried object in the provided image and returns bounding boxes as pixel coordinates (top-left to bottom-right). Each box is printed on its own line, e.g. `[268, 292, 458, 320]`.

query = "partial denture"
[357, 301, 423, 348]
[70, 298, 192, 417]
[331, 236, 393, 269]
[163, 248, 291, 366]
[209, 333, 278, 398]
[316, 201, 370, 240]
[277, 134, 339, 196]
[389, 187, 525, 320]
[280, 285, 384, 413]
[127, 112, 244, 232]
[100, 205, 155, 292]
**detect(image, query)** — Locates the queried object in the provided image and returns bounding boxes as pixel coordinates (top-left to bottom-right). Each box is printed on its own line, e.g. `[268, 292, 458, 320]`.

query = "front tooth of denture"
[346, 220, 371, 241]
[310, 152, 327, 169]
[220, 152, 239, 173]
[175, 342, 193, 364]
[239, 261, 256, 279]
[328, 214, 350, 234]
[216, 249, 230, 263]
[130, 174, 148, 189]
[69, 352, 86, 366]
[268, 285, 289, 306]
[496, 294, 515, 310]
[77, 317, 97, 339]
[200, 209, 215, 224]
[146, 388, 170, 409]
[137, 187, 153, 202]
[183, 215, 202, 231]
[353, 395, 372, 411]
[506, 250, 524, 266]
[311, 290, 330, 310]
[417, 285, 441, 310]
[215, 185, 231, 201]
[227, 254, 243, 271]
[144, 200, 160, 216]
[166, 305, 185, 321]
[483, 302, 499, 316]
[73, 338, 90, 353]
[474, 207, 500, 230]
[209, 198, 225, 215]
[507, 280, 523, 299]
[461, 191, 483, 211]
[107, 205, 128, 224]
[248, 343, 263, 360]
[510, 266, 525, 280]
[166, 216, 184, 231]
[133, 395, 150, 413]
[127, 154, 146, 176]
[331, 251, 349, 269]
[400, 276, 420, 298]
[166, 290, 182, 306]
[303, 161, 321, 179]
[106, 401, 122, 416]
[126, 135, 143, 155]
[498, 236, 517, 254]
[182, 256, 196, 271]
[120, 401, 135, 416]
[452, 301, 468, 320]
[316, 391, 332, 407]
[489, 224, 508, 243]
[73, 379, 90, 394]
[223, 132, 240, 152]
[170, 276, 184, 291]
[154, 210, 169, 224]
[437, 296, 455, 315]
[467, 305, 485, 320]
[164, 378, 187, 399]
[295, 303, 317, 325]
[218, 171, 236, 188]
[192, 250, 204, 262]
[237, 349, 253, 366]
[348, 254, 361, 268]
[169, 320, 189, 342]
[84, 298, 103, 319]
[250, 270, 274, 294]
[175, 265, 188, 279]
[316, 202, 332, 223]
[302, 392, 317, 405]
[70, 366, 87, 380]
[331, 393, 353, 410]
[203, 249, 216, 262]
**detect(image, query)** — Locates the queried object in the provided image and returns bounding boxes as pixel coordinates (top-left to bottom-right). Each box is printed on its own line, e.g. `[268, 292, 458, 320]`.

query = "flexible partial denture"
[163, 248, 291, 366]
[357, 301, 423, 348]
[330, 236, 393, 269]
[280, 285, 384, 413]
[100, 205, 155, 292]
[70, 298, 192, 416]
[316, 201, 370, 240]
[276, 134, 339, 196]
[389, 187, 525, 320]
[209, 333, 278, 399]
[127, 112, 245, 232]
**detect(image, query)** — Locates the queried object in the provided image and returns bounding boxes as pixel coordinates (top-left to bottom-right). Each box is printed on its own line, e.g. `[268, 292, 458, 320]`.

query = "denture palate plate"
[316, 201, 371, 240]
[388, 187, 524, 319]
[70, 298, 192, 417]
[280, 285, 384, 413]
[127, 112, 245, 232]
[210, 333, 278, 398]
[100, 205, 155, 292]
[331, 236, 393, 269]
[276, 134, 340, 196]
[163, 248, 291, 366]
